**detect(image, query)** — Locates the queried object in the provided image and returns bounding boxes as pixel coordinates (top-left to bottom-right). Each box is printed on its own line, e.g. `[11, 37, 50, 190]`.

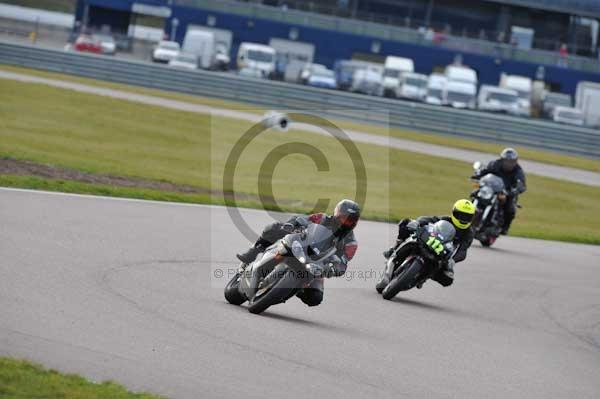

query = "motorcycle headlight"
[291, 240, 306, 264]
[479, 186, 494, 200]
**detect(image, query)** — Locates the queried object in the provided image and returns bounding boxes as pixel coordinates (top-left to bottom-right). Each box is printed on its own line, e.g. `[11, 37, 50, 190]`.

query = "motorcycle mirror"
[473, 161, 481, 170]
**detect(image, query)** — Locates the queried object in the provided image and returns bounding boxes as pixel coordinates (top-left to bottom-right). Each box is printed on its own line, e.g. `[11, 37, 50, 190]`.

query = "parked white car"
[299, 63, 328, 84]
[397, 72, 428, 101]
[425, 73, 447, 105]
[168, 53, 198, 69]
[152, 40, 180, 63]
[478, 85, 519, 115]
[307, 68, 337, 89]
[552, 106, 585, 126]
[93, 33, 116, 55]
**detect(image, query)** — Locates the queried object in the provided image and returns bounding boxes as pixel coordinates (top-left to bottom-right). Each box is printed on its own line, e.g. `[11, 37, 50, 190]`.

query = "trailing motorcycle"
[470, 161, 522, 247]
[224, 222, 340, 314]
[378, 220, 456, 300]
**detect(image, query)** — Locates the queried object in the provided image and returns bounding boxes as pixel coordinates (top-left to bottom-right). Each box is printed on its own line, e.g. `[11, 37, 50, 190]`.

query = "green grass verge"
[0, 0, 75, 13]
[1, 78, 599, 244]
[0, 357, 166, 399]
[2, 64, 598, 172]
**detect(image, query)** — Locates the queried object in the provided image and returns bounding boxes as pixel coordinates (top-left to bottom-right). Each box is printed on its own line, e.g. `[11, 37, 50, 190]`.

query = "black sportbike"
[470, 161, 522, 247]
[377, 221, 456, 300]
[224, 223, 340, 314]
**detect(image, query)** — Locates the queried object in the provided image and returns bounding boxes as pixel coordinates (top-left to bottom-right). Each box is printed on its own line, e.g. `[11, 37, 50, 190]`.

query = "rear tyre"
[247, 269, 299, 314]
[382, 259, 424, 300]
[224, 272, 246, 305]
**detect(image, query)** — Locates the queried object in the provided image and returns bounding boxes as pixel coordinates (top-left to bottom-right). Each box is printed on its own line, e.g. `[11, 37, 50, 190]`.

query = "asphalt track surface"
[1, 70, 599, 187]
[2, 188, 600, 398]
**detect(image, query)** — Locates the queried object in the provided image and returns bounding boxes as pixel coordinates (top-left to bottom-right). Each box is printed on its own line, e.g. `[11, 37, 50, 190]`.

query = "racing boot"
[382, 247, 394, 259]
[236, 238, 270, 264]
[375, 259, 395, 293]
[383, 241, 400, 259]
[501, 213, 514, 235]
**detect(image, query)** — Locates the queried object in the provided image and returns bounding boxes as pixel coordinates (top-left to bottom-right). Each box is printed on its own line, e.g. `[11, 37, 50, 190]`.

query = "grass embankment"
[2, 64, 599, 173]
[1, 78, 599, 244]
[0, 357, 166, 398]
[1, 0, 75, 13]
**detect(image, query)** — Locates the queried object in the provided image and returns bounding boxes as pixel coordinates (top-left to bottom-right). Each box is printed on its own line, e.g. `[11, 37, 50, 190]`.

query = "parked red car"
[73, 34, 102, 54]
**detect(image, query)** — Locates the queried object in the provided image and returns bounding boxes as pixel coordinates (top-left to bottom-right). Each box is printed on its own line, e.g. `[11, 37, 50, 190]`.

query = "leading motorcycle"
[378, 220, 456, 300]
[224, 222, 340, 314]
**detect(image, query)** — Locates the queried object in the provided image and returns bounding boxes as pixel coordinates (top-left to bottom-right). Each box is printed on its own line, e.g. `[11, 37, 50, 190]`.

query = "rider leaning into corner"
[236, 199, 360, 307]
[473, 147, 527, 235]
[376, 199, 476, 291]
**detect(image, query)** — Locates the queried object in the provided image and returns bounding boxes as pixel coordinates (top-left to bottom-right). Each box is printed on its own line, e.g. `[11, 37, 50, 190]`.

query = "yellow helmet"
[451, 199, 475, 229]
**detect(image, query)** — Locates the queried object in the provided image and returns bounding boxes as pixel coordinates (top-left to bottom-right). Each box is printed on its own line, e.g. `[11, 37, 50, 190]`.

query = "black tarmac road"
[1, 188, 600, 398]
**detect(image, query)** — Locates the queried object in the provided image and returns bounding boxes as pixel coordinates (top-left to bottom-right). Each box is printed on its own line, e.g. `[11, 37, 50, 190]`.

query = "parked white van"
[182, 29, 215, 70]
[425, 73, 447, 105]
[351, 65, 384, 96]
[444, 65, 477, 85]
[237, 42, 276, 79]
[499, 74, 532, 116]
[478, 85, 519, 114]
[382, 56, 414, 97]
[444, 80, 477, 109]
[397, 72, 428, 101]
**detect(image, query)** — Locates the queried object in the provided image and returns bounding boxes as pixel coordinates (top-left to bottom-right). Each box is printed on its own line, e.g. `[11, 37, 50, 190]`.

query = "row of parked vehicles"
[75, 24, 597, 128]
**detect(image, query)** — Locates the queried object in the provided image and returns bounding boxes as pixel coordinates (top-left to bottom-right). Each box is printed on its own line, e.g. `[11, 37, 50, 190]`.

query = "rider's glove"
[281, 223, 295, 233]
[406, 220, 419, 232]
[306, 263, 325, 278]
[397, 219, 414, 240]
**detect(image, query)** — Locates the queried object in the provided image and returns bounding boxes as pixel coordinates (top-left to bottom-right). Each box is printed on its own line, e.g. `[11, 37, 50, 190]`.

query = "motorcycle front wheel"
[247, 268, 300, 314]
[382, 258, 424, 300]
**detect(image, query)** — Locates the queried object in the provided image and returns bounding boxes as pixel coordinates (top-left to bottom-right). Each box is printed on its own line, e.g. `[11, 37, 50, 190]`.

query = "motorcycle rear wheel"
[382, 259, 424, 300]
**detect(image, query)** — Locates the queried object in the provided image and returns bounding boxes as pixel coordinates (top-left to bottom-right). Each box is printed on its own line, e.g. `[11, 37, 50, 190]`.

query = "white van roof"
[445, 65, 477, 84]
[239, 42, 276, 54]
[385, 56, 414, 72]
[500, 74, 532, 91]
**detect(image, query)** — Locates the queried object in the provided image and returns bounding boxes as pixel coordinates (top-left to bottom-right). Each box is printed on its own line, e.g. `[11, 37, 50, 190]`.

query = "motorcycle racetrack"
[2, 187, 600, 398]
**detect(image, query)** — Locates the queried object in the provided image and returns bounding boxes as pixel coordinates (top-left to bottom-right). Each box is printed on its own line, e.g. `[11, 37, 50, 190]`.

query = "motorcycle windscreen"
[479, 173, 505, 192]
[304, 223, 335, 260]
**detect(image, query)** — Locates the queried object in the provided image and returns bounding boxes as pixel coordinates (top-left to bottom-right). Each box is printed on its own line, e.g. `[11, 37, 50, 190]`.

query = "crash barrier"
[1, 41, 598, 158]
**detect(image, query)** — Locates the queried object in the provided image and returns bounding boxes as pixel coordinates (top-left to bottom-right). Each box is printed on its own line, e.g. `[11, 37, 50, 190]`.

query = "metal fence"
[1, 41, 598, 158]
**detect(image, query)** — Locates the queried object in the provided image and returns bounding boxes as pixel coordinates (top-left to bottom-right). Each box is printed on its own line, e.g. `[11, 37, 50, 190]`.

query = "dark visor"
[453, 209, 474, 224]
[338, 213, 359, 228]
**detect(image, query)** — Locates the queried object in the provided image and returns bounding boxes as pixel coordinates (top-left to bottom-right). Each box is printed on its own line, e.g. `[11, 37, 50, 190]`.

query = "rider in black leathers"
[376, 199, 475, 291]
[473, 148, 527, 234]
[236, 199, 360, 307]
